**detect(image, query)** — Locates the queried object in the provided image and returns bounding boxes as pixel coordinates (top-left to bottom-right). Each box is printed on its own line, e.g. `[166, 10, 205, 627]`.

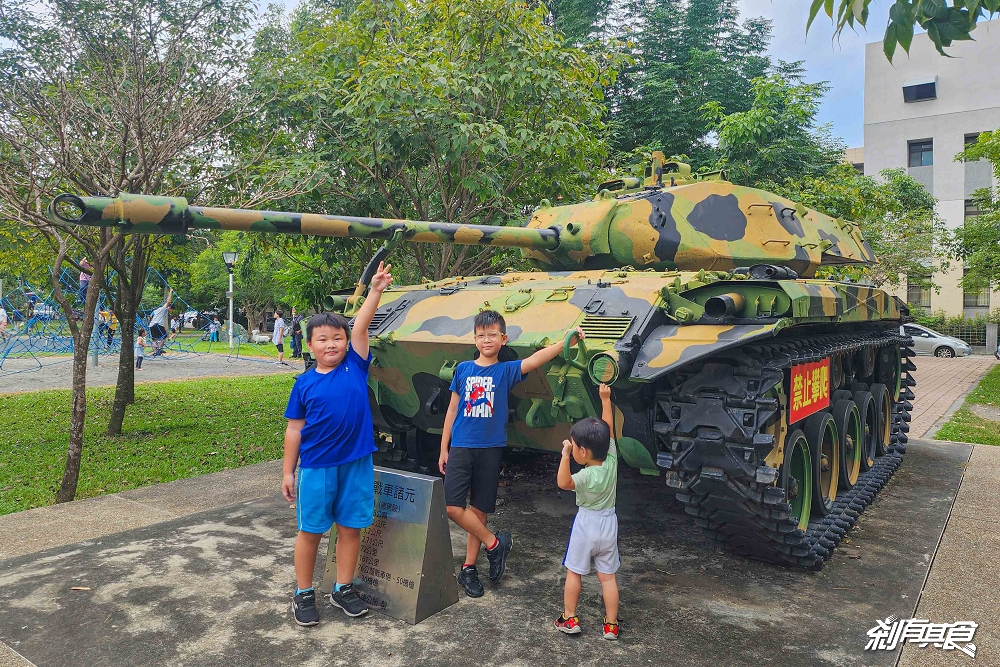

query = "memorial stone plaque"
[323, 467, 459, 624]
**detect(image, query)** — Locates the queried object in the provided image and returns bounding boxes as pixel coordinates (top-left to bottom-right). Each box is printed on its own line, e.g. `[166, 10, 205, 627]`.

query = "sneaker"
[603, 617, 619, 641]
[329, 583, 370, 617]
[554, 615, 582, 634]
[291, 589, 319, 626]
[485, 531, 513, 583]
[457, 565, 484, 598]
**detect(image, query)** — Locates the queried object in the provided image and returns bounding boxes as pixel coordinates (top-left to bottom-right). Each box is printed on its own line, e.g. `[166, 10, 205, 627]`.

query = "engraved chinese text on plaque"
[323, 467, 458, 624]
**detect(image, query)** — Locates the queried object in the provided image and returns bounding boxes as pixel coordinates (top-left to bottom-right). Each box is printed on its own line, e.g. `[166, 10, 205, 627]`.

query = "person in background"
[0, 303, 8, 339]
[135, 328, 147, 370]
[209, 317, 221, 342]
[273, 310, 287, 365]
[149, 289, 173, 356]
[78, 257, 92, 302]
[290, 307, 303, 359]
[107, 310, 118, 347]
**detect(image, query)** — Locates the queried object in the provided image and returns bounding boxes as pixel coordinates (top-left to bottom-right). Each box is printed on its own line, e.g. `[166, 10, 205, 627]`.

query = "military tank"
[49, 152, 914, 568]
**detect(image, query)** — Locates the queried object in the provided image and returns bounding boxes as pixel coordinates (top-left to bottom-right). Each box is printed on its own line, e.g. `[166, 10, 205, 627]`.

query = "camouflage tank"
[49, 152, 915, 568]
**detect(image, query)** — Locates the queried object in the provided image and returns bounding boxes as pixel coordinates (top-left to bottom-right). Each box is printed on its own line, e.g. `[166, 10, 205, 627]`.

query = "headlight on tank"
[588, 351, 620, 385]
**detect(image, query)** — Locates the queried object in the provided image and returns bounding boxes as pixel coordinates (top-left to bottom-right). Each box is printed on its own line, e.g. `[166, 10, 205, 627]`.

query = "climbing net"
[1, 268, 283, 377]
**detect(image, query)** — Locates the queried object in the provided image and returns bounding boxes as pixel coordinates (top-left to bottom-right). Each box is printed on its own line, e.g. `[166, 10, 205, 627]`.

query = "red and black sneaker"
[603, 617, 619, 641]
[554, 615, 582, 635]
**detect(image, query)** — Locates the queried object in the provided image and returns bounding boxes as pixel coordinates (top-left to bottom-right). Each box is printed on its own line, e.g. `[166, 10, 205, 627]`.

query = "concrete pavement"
[0, 440, 994, 667]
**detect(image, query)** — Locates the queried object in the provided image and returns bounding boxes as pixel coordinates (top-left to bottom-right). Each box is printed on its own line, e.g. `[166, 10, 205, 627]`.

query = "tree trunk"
[106, 305, 136, 436]
[106, 239, 149, 435]
[55, 270, 103, 504]
[57, 348, 90, 503]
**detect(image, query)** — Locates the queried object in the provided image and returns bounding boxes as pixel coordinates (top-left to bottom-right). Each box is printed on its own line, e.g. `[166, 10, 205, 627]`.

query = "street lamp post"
[222, 251, 239, 349]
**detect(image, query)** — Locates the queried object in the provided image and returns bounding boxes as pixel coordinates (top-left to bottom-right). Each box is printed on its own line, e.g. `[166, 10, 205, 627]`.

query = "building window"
[902, 80, 937, 102]
[906, 279, 932, 309]
[908, 140, 933, 167]
[963, 269, 989, 308]
[966, 200, 982, 218]
[966, 133, 981, 148]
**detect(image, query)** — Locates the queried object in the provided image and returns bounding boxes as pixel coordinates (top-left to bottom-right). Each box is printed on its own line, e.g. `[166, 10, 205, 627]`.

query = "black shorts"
[150, 324, 166, 339]
[275, 342, 284, 352]
[444, 447, 504, 513]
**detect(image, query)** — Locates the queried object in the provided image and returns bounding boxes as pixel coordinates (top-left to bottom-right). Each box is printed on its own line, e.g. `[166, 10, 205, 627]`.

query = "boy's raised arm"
[521, 327, 584, 374]
[351, 262, 392, 359]
[599, 383, 613, 431]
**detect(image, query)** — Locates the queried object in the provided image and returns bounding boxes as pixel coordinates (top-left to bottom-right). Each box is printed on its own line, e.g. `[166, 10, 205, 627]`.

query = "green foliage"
[608, 0, 776, 165]
[908, 306, 1000, 328]
[703, 74, 846, 188]
[807, 0, 1000, 59]
[948, 131, 1000, 292]
[937, 364, 1000, 446]
[0, 375, 293, 515]
[253, 0, 615, 280]
[768, 163, 947, 287]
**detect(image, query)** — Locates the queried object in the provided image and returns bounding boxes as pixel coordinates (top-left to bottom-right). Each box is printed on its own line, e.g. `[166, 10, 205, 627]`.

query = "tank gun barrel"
[48, 193, 560, 251]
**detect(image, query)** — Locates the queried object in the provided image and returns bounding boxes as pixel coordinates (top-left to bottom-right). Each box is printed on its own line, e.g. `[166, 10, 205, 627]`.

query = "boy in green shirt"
[554, 383, 620, 640]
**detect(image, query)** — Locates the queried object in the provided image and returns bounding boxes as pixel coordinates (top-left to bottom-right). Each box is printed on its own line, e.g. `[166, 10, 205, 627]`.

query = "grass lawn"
[0, 374, 294, 515]
[936, 364, 1000, 445]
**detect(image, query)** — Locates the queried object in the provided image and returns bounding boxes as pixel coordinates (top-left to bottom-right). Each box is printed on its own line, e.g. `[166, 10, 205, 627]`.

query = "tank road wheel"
[869, 383, 893, 457]
[804, 412, 839, 516]
[832, 400, 862, 489]
[832, 389, 854, 403]
[780, 429, 813, 532]
[853, 391, 878, 471]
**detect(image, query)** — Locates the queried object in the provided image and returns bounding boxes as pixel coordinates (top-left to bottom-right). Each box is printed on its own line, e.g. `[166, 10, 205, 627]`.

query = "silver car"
[903, 324, 972, 358]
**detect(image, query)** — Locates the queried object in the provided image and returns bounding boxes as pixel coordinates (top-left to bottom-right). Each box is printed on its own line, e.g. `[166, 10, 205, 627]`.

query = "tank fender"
[629, 322, 786, 382]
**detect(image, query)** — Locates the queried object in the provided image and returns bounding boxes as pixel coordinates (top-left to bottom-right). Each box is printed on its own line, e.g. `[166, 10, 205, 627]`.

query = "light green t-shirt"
[571, 439, 617, 510]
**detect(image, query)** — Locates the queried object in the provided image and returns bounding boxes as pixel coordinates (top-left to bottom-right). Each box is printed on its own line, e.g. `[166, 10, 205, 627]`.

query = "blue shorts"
[296, 455, 374, 533]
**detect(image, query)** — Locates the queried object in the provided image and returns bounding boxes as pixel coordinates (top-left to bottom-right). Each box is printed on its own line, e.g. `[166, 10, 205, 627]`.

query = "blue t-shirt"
[449, 360, 525, 448]
[284, 344, 377, 468]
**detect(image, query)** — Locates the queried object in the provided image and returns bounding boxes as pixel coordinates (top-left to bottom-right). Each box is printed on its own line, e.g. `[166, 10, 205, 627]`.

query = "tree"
[608, 0, 777, 165]
[0, 0, 311, 498]
[702, 73, 846, 188]
[949, 130, 1000, 292]
[257, 0, 614, 281]
[769, 163, 948, 287]
[806, 0, 1000, 59]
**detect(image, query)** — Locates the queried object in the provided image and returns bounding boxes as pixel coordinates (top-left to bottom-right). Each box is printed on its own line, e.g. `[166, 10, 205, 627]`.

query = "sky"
[737, 0, 893, 148]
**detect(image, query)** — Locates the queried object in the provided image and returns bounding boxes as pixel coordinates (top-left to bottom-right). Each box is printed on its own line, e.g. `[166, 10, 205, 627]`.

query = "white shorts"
[563, 506, 620, 575]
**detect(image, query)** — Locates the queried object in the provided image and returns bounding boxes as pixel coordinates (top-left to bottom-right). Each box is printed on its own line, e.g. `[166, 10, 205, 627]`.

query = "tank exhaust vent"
[579, 315, 633, 339]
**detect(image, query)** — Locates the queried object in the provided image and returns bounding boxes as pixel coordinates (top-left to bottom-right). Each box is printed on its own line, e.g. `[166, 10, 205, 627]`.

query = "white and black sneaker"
[292, 589, 320, 626]
[330, 583, 370, 617]
[486, 532, 513, 583]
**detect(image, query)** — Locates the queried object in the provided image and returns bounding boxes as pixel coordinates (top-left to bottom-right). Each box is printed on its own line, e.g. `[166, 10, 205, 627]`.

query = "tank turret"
[49, 156, 875, 278]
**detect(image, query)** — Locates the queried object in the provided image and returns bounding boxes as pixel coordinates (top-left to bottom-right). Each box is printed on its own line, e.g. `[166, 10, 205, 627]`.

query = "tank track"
[662, 326, 915, 568]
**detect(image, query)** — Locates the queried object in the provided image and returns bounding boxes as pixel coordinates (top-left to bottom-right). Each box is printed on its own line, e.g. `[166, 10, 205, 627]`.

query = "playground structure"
[0, 268, 281, 377]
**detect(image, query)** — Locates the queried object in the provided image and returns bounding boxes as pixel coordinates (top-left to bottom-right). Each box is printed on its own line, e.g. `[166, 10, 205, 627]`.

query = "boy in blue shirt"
[439, 310, 584, 597]
[282, 262, 392, 626]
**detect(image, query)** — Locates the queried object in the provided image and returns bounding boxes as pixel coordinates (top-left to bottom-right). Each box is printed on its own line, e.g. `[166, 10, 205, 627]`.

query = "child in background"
[554, 383, 620, 640]
[135, 329, 147, 370]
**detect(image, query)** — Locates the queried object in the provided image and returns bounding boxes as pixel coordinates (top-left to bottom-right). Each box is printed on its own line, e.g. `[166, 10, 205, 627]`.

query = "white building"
[862, 20, 999, 317]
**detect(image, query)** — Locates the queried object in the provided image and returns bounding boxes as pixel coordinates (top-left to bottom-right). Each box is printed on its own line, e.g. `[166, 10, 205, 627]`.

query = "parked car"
[903, 324, 972, 358]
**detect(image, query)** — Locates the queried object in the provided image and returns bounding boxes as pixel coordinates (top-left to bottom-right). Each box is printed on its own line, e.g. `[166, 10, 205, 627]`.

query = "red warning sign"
[789, 358, 830, 424]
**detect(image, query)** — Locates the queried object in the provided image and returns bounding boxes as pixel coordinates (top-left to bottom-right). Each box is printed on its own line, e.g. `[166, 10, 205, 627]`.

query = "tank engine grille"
[579, 315, 633, 339]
